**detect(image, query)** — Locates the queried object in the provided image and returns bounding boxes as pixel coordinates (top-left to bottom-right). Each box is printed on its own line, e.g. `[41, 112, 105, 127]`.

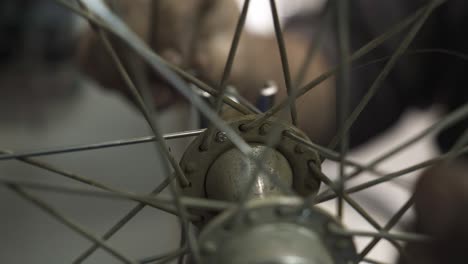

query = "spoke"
[284, 131, 388, 177]
[286, 130, 412, 196]
[214, 0, 250, 111]
[53, 0, 254, 117]
[243, 3, 430, 130]
[91, 19, 191, 187]
[328, 0, 444, 149]
[7, 185, 136, 264]
[230, 130, 292, 226]
[55, 0, 309, 200]
[293, 3, 330, 87]
[177, 225, 187, 264]
[75, 0, 200, 259]
[358, 195, 415, 261]
[330, 226, 431, 243]
[0, 149, 195, 217]
[0, 178, 233, 212]
[0, 178, 119, 199]
[309, 164, 404, 253]
[335, 0, 351, 220]
[354, 48, 468, 73]
[445, 128, 468, 162]
[139, 247, 188, 264]
[317, 145, 468, 203]
[230, 111, 305, 226]
[344, 102, 468, 183]
[362, 258, 391, 264]
[0, 129, 203, 162]
[0, 178, 169, 208]
[72, 178, 171, 264]
[69, 0, 252, 156]
[313, 102, 468, 201]
[346, 145, 468, 194]
[199, 0, 250, 151]
[269, 0, 297, 125]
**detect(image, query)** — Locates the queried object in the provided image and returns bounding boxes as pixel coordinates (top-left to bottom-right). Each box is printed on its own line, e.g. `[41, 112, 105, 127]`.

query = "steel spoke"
[54, 0, 254, 116]
[344, 102, 468, 182]
[74, 0, 201, 259]
[230, 128, 293, 226]
[335, 0, 351, 220]
[309, 164, 404, 253]
[445, 128, 468, 162]
[318, 100, 468, 201]
[11, 181, 230, 212]
[293, 3, 330, 87]
[200, 0, 251, 151]
[358, 195, 415, 261]
[54, 0, 312, 201]
[243, 3, 429, 130]
[330, 226, 431, 243]
[312, 102, 468, 201]
[345, 145, 468, 195]
[91, 20, 190, 187]
[362, 258, 390, 264]
[269, 0, 297, 125]
[177, 225, 187, 264]
[68, 0, 251, 156]
[317, 145, 468, 203]
[0, 147, 205, 218]
[7, 185, 136, 264]
[0, 129, 203, 162]
[328, 0, 444, 149]
[139, 247, 188, 264]
[284, 131, 388, 177]
[72, 177, 171, 264]
[0, 178, 235, 212]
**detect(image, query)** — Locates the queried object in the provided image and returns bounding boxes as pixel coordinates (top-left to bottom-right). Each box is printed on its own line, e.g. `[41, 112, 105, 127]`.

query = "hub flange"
[198, 197, 358, 264]
[179, 115, 321, 204]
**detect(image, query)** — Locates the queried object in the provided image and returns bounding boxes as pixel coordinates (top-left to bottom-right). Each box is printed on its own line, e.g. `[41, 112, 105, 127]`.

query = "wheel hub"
[179, 115, 321, 204]
[198, 197, 358, 264]
[179, 115, 357, 263]
[205, 144, 294, 201]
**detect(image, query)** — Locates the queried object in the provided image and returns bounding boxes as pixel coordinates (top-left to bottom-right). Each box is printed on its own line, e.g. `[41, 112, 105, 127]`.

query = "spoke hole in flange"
[238, 123, 249, 132]
[198, 144, 209, 152]
[181, 181, 192, 188]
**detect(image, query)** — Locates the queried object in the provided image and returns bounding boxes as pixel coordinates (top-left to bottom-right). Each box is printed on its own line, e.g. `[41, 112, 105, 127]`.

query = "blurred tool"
[256, 80, 278, 112]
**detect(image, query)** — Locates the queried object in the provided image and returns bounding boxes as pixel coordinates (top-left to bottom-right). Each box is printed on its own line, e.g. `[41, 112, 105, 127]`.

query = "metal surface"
[198, 197, 357, 264]
[206, 144, 293, 201]
[0, 0, 453, 263]
[179, 115, 321, 204]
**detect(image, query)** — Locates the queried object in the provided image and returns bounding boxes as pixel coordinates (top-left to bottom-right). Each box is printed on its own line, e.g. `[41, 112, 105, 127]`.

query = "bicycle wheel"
[1, 0, 466, 263]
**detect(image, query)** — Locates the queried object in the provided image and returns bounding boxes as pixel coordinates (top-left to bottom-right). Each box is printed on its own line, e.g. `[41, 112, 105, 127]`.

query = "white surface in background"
[235, 0, 326, 35]
[319, 108, 440, 263]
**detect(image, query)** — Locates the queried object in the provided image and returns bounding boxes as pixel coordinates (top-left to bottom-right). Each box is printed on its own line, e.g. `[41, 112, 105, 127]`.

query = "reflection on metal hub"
[198, 197, 357, 264]
[179, 115, 321, 209]
[179, 115, 356, 263]
[206, 144, 294, 201]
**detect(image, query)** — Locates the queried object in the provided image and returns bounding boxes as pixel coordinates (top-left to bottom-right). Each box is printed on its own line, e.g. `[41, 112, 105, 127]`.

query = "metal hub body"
[179, 115, 321, 206]
[198, 197, 358, 264]
[206, 144, 294, 201]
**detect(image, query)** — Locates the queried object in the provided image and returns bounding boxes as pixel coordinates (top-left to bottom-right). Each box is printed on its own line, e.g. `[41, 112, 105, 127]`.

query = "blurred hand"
[77, 0, 239, 110]
[400, 160, 468, 264]
[77, 0, 335, 144]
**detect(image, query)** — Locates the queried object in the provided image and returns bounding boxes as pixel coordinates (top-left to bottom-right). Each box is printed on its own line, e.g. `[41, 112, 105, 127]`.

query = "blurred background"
[0, 0, 440, 263]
